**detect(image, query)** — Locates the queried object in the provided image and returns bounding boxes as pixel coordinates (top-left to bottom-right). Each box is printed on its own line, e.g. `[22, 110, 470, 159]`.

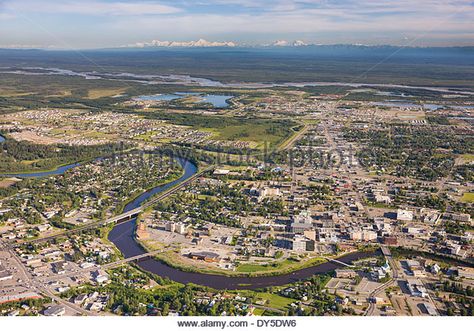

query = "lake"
[134, 93, 233, 108]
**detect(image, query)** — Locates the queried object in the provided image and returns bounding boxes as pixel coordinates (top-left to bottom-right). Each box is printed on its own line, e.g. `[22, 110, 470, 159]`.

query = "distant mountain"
[270, 40, 309, 47]
[293, 40, 308, 47]
[271, 40, 290, 47]
[129, 39, 314, 48]
[129, 39, 236, 48]
[123, 39, 474, 50]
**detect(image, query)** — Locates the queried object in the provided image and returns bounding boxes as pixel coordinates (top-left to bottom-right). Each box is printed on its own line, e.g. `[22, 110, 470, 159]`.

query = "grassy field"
[461, 192, 474, 203]
[236, 258, 299, 273]
[461, 154, 474, 162]
[235, 256, 327, 275]
[238, 291, 296, 311]
[252, 308, 265, 315]
[201, 121, 293, 149]
[135, 110, 297, 150]
[87, 88, 127, 99]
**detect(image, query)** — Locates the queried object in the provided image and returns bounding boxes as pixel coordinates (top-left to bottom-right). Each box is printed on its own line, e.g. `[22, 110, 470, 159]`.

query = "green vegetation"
[426, 115, 450, 125]
[0, 136, 128, 174]
[153, 182, 286, 228]
[0, 153, 181, 233]
[237, 291, 296, 311]
[59, 265, 259, 316]
[0, 297, 52, 316]
[461, 154, 474, 162]
[236, 259, 297, 273]
[132, 110, 296, 149]
[444, 221, 472, 235]
[344, 125, 473, 180]
[461, 192, 474, 203]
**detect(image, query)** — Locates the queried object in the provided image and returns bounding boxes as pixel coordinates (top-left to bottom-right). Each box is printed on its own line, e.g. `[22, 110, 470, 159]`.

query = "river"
[108, 157, 377, 290]
[3, 66, 474, 96]
[0, 133, 85, 178]
[2, 162, 83, 178]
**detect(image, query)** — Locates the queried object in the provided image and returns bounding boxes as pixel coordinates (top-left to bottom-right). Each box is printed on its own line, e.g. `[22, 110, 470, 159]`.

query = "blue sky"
[0, 0, 473, 48]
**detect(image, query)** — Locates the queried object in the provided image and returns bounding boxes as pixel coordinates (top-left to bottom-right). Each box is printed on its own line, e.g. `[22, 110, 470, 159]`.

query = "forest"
[0, 136, 129, 173]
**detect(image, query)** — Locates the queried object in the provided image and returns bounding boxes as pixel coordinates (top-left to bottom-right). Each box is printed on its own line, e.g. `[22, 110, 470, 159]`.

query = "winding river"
[2, 162, 83, 178]
[0, 134, 84, 178]
[108, 158, 377, 290]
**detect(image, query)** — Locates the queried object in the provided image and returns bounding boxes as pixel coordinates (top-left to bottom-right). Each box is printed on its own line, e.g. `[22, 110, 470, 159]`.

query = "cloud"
[4, 0, 181, 16]
[1, 0, 473, 47]
[108, 8, 474, 36]
[0, 13, 15, 19]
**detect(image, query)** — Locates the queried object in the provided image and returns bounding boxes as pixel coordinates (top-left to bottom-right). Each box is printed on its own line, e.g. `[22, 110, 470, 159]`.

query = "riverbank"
[114, 166, 185, 216]
[0, 160, 84, 177]
[150, 250, 329, 277]
[0, 135, 137, 177]
[139, 236, 374, 278]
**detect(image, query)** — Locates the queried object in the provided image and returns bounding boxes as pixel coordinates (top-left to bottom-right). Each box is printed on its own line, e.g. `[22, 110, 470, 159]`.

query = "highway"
[364, 245, 398, 316]
[279, 123, 309, 151]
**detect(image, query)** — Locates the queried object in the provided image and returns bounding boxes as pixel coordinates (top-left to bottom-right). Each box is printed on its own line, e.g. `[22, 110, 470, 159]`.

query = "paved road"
[364, 246, 398, 316]
[6, 245, 94, 316]
[279, 123, 309, 151]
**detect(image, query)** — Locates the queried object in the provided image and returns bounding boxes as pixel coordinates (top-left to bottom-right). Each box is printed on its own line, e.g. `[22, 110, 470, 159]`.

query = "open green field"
[233, 256, 327, 275]
[87, 87, 127, 99]
[461, 192, 474, 203]
[236, 258, 298, 273]
[237, 290, 296, 311]
[202, 122, 292, 149]
[137, 110, 297, 150]
[461, 154, 474, 162]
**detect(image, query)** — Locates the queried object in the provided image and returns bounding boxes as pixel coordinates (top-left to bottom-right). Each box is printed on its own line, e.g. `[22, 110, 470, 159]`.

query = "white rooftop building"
[397, 209, 413, 222]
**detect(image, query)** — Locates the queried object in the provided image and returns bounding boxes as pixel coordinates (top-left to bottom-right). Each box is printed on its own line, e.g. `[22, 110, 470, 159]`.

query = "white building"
[397, 209, 413, 222]
[175, 222, 187, 235]
[406, 279, 428, 298]
[374, 193, 391, 204]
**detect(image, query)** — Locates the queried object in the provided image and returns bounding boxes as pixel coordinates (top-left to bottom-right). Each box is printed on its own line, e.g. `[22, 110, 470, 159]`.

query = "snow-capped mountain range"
[130, 39, 236, 48]
[270, 40, 308, 47]
[127, 39, 316, 48]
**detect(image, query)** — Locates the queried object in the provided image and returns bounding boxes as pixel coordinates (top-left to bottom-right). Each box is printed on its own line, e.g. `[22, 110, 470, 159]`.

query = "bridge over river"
[10, 160, 208, 247]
